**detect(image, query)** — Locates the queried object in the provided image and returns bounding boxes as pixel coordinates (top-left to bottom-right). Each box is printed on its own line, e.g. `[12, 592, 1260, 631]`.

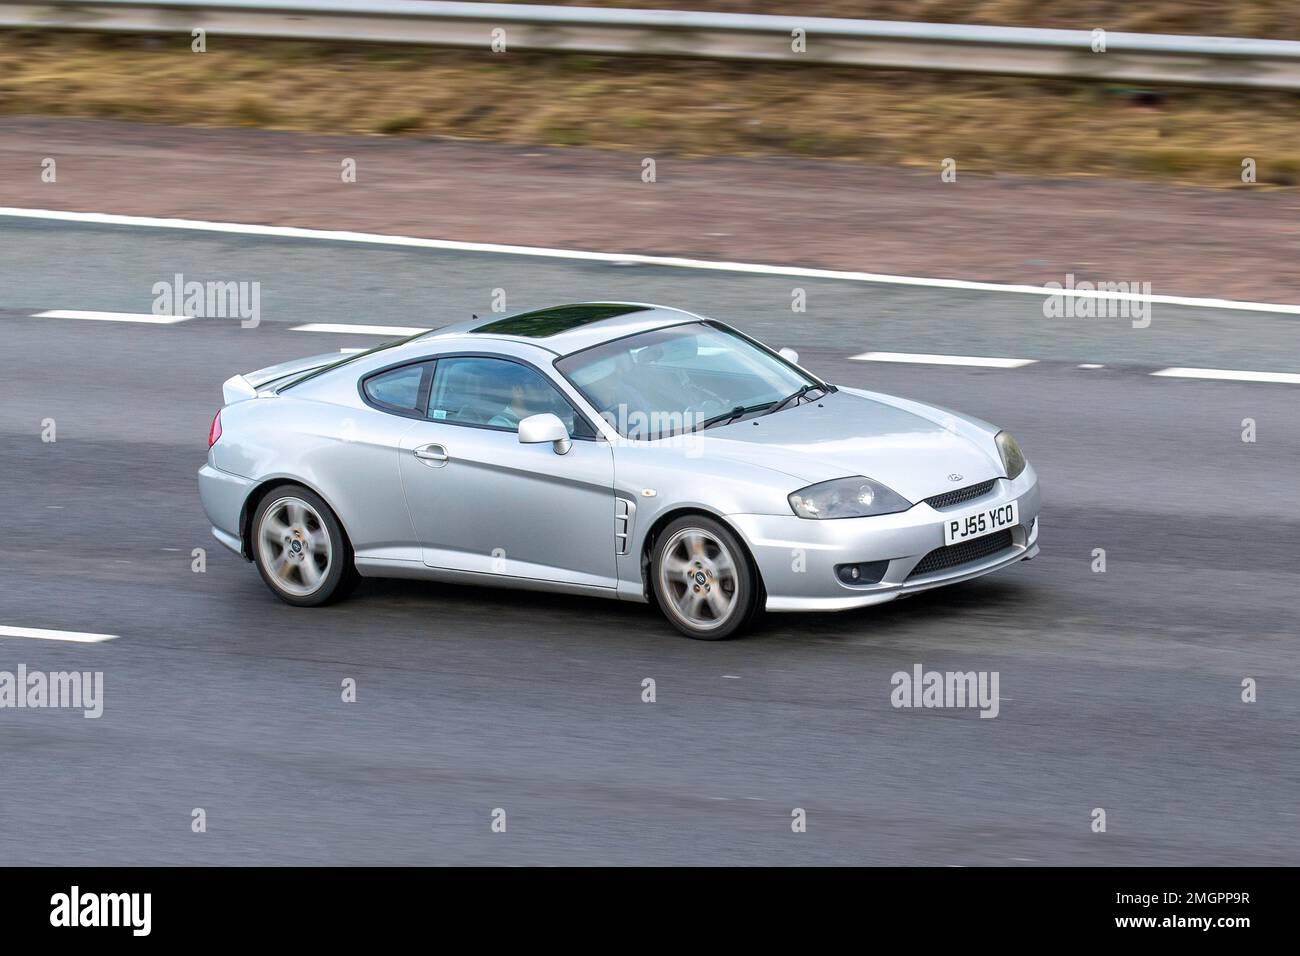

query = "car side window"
[363, 362, 429, 413]
[428, 356, 594, 437]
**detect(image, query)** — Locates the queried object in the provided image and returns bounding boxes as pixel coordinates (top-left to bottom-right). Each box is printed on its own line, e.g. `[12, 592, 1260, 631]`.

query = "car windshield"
[555, 322, 822, 440]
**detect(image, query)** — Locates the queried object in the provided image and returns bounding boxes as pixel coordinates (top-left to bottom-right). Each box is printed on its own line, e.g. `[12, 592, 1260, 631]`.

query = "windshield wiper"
[699, 403, 773, 431]
[765, 383, 824, 416]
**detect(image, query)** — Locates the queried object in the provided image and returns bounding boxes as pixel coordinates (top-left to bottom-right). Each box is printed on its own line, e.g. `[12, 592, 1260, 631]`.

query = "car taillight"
[208, 410, 223, 448]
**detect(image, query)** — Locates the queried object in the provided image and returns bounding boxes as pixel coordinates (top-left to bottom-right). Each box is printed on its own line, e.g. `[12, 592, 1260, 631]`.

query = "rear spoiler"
[220, 351, 346, 404]
[221, 374, 259, 404]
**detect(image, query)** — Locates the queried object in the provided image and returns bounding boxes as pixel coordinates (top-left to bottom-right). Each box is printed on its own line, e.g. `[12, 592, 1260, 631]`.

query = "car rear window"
[363, 363, 427, 412]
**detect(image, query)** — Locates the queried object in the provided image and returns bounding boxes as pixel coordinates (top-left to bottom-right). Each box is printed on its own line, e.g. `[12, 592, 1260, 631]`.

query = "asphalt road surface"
[1, 218, 1297, 865]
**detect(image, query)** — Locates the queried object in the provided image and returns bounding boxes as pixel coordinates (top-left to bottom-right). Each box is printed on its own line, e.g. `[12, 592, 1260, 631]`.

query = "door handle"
[413, 443, 448, 463]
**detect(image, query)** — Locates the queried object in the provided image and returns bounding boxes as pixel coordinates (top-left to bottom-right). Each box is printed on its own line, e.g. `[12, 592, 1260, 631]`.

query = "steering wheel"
[673, 367, 728, 409]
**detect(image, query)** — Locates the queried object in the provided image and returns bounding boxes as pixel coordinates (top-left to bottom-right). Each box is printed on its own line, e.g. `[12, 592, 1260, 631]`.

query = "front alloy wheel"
[652, 515, 761, 639]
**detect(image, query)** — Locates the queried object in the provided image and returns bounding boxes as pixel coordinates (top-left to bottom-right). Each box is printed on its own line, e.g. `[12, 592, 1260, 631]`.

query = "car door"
[396, 353, 617, 588]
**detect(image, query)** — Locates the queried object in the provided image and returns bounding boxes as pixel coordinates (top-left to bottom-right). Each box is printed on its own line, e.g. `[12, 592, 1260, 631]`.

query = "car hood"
[694, 389, 1004, 503]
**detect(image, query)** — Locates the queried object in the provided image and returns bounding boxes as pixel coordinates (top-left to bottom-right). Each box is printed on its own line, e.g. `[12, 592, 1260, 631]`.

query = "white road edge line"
[1151, 367, 1300, 385]
[4, 207, 1300, 316]
[34, 309, 188, 325]
[292, 323, 430, 336]
[850, 351, 1037, 368]
[0, 625, 119, 644]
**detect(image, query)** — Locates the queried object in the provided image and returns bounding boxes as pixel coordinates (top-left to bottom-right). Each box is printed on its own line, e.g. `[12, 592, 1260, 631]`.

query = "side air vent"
[615, 497, 637, 555]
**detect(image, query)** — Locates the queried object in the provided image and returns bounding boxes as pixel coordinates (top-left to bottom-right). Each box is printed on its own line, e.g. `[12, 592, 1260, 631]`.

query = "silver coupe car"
[199, 303, 1040, 639]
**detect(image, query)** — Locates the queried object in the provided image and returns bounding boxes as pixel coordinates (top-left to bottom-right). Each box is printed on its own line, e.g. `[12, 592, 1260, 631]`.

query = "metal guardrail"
[5, 0, 1300, 89]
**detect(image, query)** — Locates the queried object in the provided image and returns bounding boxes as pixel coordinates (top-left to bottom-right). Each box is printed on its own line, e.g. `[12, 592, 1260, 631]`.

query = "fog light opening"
[835, 560, 889, 586]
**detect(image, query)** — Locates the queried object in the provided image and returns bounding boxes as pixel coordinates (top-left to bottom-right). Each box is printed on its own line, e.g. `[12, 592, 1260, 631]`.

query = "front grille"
[924, 479, 996, 510]
[908, 530, 1014, 579]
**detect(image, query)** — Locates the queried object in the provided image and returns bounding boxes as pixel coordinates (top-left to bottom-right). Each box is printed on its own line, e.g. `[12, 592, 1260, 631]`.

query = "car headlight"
[788, 477, 911, 519]
[995, 430, 1027, 480]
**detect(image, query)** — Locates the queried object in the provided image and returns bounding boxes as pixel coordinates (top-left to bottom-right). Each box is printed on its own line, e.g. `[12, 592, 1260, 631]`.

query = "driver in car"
[488, 368, 554, 430]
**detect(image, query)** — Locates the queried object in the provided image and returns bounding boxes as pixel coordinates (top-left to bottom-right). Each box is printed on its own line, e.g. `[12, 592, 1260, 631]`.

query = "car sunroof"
[472, 303, 650, 338]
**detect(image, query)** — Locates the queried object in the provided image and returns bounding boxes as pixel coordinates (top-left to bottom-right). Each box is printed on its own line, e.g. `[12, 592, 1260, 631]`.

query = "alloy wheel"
[258, 496, 333, 597]
[658, 527, 739, 632]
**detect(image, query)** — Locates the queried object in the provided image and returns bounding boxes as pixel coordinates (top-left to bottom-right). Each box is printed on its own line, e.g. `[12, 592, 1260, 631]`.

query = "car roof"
[421, 302, 704, 356]
[281, 303, 709, 396]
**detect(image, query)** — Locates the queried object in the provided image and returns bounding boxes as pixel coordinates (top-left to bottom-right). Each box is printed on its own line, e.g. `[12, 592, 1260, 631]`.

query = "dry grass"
[3, 31, 1299, 186]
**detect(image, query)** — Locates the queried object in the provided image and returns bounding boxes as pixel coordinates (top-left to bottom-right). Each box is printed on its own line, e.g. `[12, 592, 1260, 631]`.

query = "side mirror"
[777, 347, 800, 364]
[518, 413, 571, 455]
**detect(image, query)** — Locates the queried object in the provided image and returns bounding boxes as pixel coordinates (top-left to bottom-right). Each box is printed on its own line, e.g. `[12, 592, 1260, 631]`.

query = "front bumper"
[727, 466, 1040, 612]
[198, 462, 255, 557]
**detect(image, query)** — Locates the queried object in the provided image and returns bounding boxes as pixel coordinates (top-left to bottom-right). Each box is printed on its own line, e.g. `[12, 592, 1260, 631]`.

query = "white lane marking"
[1151, 367, 1300, 385]
[23, 302, 1300, 386]
[850, 351, 1037, 368]
[3, 207, 1299, 316]
[848, 354, 1298, 384]
[34, 309, 188, 325]
[292, 323, 428, 336]
[0, 625, 118, 644]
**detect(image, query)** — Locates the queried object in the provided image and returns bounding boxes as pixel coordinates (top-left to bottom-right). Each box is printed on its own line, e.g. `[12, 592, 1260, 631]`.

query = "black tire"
[251, 484, 357, 607]
[650, 514, 763, 640]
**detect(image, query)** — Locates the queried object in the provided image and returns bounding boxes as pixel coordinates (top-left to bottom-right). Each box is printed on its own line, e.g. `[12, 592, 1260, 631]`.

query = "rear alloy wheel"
[252, 485, 356, 607]
[652, 515, 761, 640]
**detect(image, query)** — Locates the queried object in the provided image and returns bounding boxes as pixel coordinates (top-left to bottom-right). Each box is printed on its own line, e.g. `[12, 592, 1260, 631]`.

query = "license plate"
[943, 499, 1019, 546]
